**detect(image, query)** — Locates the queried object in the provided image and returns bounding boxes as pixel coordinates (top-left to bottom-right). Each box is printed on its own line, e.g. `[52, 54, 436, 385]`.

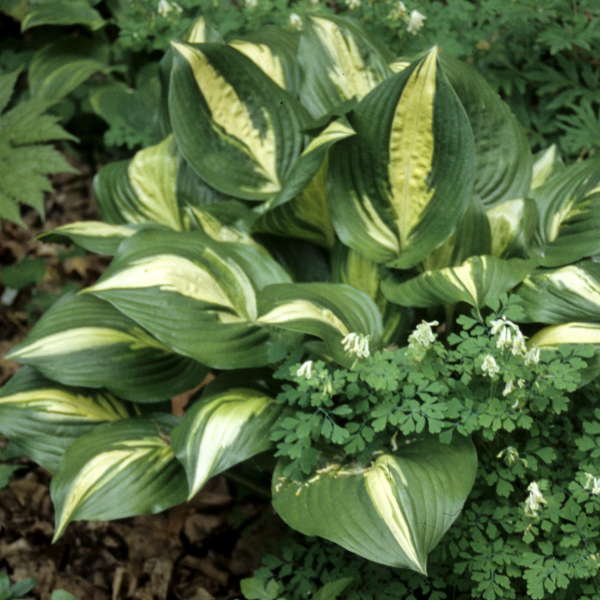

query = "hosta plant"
[2, 14, 600, 590]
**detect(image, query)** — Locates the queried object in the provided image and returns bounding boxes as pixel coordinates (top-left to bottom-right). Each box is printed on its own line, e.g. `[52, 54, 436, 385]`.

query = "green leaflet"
[21, 1, 105, 31]
[40, 221, 138, 254]
[94, 137, 183, 230]
[0, 367, 137, 473]
[85, 229, 293, 369]
[383, 255, 532, 309]
[168, 41, 310, 201]
[329, 48, 475, 269]
[272, 436, 477, 573]
[7, 294, 207, 403]
[517, 261, 600, 323]
[258, 282, 383, 366]
[440, 57, 532, 207]
[532, 157, 600, 267]
[51, 418, 188, 540]
[171, 387, 281, 498]
[297, 15, 393, 118]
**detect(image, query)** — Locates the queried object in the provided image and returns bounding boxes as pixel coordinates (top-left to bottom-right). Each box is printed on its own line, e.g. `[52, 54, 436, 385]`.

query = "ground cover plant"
[1, 11, 600, 599]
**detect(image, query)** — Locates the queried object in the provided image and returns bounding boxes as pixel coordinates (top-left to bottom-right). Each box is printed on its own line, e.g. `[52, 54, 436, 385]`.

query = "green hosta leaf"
[297, 15, 392, 118]
[21, 0, 105, 31]
[272, 436, 477, 573]
[85, 229, 292, 369]
[329, 48, 475, 268]
[168, 41, 309, 202]
[7, 294, 206, 403]
[172, 387, 281, 498]
[51, 418, 188, 540]
[486, 197, 539, 259]
[383, 255, 532, 309]
[533, 157, 600, 267]
[0, 367, 137, 473]
[40, 221, 138, 254]
[94, 136, 182, 230]
[517, 261, 600, 323]
[29, 37, 108, 106]
[258, 282, 383, 365]
[531, 145, 560, 190]
[441, 57, 532, 207]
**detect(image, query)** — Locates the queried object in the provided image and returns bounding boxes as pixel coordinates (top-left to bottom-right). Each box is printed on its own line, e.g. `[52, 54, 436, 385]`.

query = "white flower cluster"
[524, 481, 547, 517]
[245, 0, 258, 8]
[289, 12, 303, 30]
[408, 320, 439, 348]
[388, 2, 426, 35]
[342, 332, 371, 359]
[490, 316, 527, 355]
[497, 446, 522, 467]
[584, 472, 600, 495]
[481, 354, 500, 378]
[296, 360, 314, 379]
[346, 0, 361, 9]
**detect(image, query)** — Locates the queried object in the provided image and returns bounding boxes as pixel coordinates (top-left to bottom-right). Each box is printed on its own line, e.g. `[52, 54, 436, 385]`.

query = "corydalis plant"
[1, 13, 600, 582]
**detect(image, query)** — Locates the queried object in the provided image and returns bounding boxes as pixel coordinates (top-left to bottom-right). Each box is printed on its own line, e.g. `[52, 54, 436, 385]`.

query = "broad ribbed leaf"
[531, 145, 560, 190]
[441, 57, 532, 207]
[258, 282, 383, 365]
[486, 197, 539, 258]
[85, 229, 292, 368]
[7, 294, 207, 403]
[518, 261, 600, 323]
[383, 255, 532, 309]
[22, 1, 104, 30]
[168, 41, 309, 201]
[94, 136, 183, 230]
[0, 367, 136, 473]
[51, 418, 188, 540]
[272, 436, 477, 573]
[533, 158, 600, 267]
[530, 322, 600, 346]
[297, 15, 392, 118]
[172, 388, 281, 498]
[329, 48, 475, 268]
[29, 37, 107, 105]
[40, 221, 137, 254]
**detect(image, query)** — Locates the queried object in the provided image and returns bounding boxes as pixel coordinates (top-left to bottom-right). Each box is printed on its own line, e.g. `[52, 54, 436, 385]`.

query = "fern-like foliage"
[0, 69, 76, 226]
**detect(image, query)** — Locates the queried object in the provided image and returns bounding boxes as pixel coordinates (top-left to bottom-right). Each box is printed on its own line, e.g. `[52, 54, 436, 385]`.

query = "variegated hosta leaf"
[531, 145, 560, 190]
[85, 229, 293, 369]
[7, 294, 207, 403]
[168, 41, 310, 202]
[0, 367, 137, 473]
[532, 157, 600, 267]
[39, 221, 138, 254]
[517, 261, 600, 324]
[382, 255, 532, 309]
[297, 15, 393, 118]
[440, 57, 532, 207]
[51, 418, 188, 540]
[171, 387, 281, 498]
[329, 48, 475, 269]
[258, 282, 383, 365]
[228, 28, 302, 93]
[486, 197, 539, 259]
[94, 136, 182, 230]
[272, 436, 477, 573]
[530, 322, 600, 347]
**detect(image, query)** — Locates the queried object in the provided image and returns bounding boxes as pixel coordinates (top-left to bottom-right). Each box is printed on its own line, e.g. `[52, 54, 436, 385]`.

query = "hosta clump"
[2, 13, 600, 596]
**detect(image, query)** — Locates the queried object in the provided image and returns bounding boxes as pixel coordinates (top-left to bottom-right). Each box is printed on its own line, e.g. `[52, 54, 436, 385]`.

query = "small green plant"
[1, 13, 600, 597]
[0, 572, 35, 600]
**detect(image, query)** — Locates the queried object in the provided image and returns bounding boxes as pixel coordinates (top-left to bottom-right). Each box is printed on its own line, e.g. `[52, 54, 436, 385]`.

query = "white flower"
[296, 360, 314, 379]
[502, 379, 515, 396]
[289, 12, 303, 30]
[497, 446, 520, 466]
[341, 332, 370, 359]
[388, 1, 407, 20]
[408, 320, 439, 348]
[481, 354, 500, 378]
[524, 346, 541, 366]
[490, 316, 528, 357]
[511, 331, 527, 356]
[406, 9, 426, 34]
[245, 0, 258, 7]
[584, 473, 600, 495]
[310, 0, 319, 4]
[524, 481, 547, 517]
[157, 0, 182, 16]
[346, 0, 361, 9]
